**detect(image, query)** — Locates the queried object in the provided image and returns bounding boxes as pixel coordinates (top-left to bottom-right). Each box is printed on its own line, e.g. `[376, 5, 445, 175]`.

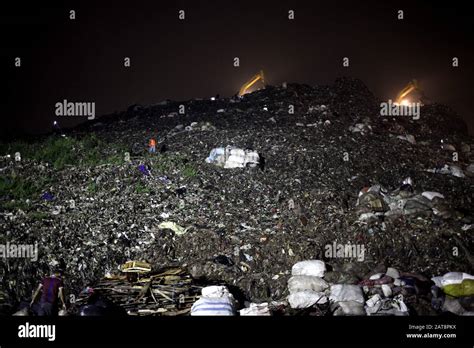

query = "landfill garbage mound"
[1, 77, 473, 316]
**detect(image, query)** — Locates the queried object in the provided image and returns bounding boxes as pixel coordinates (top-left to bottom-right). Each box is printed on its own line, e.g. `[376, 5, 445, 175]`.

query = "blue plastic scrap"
[138, 164, 150, 176]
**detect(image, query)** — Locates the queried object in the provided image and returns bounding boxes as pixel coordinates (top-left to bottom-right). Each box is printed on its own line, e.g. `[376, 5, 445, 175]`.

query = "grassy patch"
[0, 134, 130, 169]
[135, 182, 151, 194]
[183, 165, 198, 178]
[87, 182, 98, 193]
[1, 200, 29, 211]
[0, 175, 50, 201]
[29, 211, 49, 220]
[0, 173, 56, 210]
[151, 153, 199, 178]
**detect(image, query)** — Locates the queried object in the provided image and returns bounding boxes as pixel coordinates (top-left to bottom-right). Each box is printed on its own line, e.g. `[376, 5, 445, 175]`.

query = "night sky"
[3, 0, 474, 138]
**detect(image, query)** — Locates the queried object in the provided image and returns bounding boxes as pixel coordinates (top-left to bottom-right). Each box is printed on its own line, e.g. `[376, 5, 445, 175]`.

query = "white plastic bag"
[329, 284, 364, 304]
[333, 301, 366, 316]
[291, 260, 326, 277]
[239, 302, 270, 316]
[288, 291, 327, 309]
[288, 275, 329, 294]
[422, 191, 445, 201]
[201, 285, 231, 298]
[431, 272, 474, 288]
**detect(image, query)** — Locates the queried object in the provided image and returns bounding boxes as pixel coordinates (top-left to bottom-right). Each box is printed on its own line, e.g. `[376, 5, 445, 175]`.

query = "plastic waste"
[365, 294, 408, 316]
[239, 302, 270, 316]
[288, 290, 327, 309]
[201, 285, 230, 298]
[442, 279, 474, 297]
[431, 272, 474, 288]
[41, 192, 54, 201]
[206, 146, 260, 168]
[332, 301, 366, 316]
[385, 267, 400, 279]
[365, 294, 382, 308]
[422, 192, 445, 201]
[12, 307, 29, 316]
[138, 164, 150, 176]
[291, 260, 326, 277]
[381, 284, 392, 297]
[191, 286, 235, 316]
[288, 275, 329, 293]
[329, 284, 365, 304]
[428, 164, 465, 178]
[157, 221, 188, 236]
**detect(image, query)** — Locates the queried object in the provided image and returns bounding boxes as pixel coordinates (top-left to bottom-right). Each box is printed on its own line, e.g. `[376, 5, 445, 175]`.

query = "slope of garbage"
[1, 77, 473, 315]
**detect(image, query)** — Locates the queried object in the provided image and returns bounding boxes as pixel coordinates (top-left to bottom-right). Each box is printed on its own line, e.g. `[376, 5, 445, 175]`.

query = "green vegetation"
[135, 182, 151, 194]
[0, 135, 201, 206]
[0, 174, 52, 201]
[29, 211, 49, 220]
[87, 182, 98, 193]
[151, 153, 199, 178]
[1, 200, 29, 211]
[183, 165, 198, 178]
[0, 173, 57, 210]
[0, 134, 129, 170]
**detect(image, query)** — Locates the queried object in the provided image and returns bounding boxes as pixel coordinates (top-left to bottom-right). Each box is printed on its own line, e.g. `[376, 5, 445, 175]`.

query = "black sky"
[2, 0, 474, 138]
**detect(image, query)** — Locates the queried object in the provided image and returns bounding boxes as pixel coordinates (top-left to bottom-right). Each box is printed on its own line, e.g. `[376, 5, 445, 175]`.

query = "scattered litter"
[138, 164, 150, 176]
[157, 221, 188, 236]
[422, 191, 445, 201]
[239, 302, 270, 316]
[41, 192, 54, 201]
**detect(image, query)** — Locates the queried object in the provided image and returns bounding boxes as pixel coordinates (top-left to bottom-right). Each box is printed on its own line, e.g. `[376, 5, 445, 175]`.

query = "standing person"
[149, 138, 156, 153]
[30, 267, 67, 316]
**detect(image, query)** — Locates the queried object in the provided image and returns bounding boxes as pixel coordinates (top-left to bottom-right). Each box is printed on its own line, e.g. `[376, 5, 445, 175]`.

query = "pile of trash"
[73, 266, 203, 316]
[287, 260, 329, 308]
[282, 260, 474, 316]
[1, 78, 473, 315]
[355, 177, 459, 221]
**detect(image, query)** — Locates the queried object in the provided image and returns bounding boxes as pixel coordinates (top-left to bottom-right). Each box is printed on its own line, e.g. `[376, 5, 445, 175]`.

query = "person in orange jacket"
[149, 138, 156, 153]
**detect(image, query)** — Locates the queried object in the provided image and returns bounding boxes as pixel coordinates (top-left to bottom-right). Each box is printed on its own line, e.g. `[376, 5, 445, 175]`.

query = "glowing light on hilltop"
[400, 99, 411, 106]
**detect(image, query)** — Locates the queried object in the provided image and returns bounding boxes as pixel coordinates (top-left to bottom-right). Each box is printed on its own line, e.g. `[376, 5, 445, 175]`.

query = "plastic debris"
[1, 78, 472, 317]
[206, 146, 260, 168]
[288, 275, 329, 293]
[41, 192, 54, 201]
[288, 291, 328, 309]
[157, 221, 188, 236]
[291, 260, 326, 278]
[329, 284, 365, 304]
[191, 286, 235, 316]
[138, 164, 150, 176]
[239, 302, 270, 316]
[332, 301, 366, 316]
